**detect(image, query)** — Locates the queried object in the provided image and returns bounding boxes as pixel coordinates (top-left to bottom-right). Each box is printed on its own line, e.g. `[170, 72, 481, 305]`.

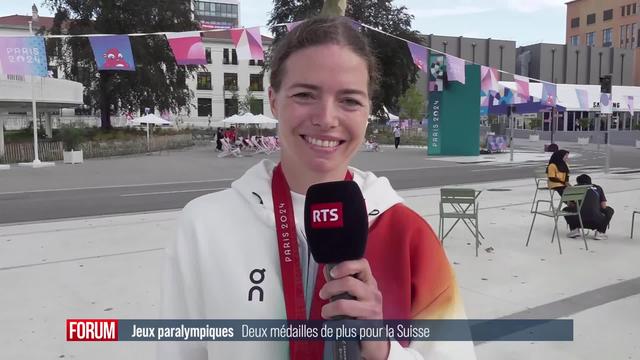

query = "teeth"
[305, 136, 339, 148]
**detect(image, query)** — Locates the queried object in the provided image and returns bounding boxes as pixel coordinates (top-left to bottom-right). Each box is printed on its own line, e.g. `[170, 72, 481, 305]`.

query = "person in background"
[216, 127, 224, 151]
[546, 149, 570, 195]
[565, 174, 615, 240]
[393, 125, 401, 149]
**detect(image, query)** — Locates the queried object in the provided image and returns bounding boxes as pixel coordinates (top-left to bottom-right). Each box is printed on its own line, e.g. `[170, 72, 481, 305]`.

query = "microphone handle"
[326, 263, 361, 360]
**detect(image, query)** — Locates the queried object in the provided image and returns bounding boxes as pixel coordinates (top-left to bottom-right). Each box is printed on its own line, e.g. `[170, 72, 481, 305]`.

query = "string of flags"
[0, 17, 634, 113]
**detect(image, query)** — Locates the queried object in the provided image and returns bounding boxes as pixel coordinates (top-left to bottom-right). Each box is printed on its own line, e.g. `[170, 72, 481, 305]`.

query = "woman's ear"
[268, 86, 278, 118]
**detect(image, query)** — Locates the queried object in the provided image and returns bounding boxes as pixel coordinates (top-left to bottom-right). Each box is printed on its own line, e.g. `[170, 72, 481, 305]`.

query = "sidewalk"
[1, 172, 639, 359]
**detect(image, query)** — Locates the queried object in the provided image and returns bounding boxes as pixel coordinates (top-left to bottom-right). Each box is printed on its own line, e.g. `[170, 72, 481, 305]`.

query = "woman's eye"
[342, 98, 363, 107]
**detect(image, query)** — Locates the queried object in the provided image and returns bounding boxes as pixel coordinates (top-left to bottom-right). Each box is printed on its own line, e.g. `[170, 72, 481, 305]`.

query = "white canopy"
[223, 113, 278, 124]
[131, 114, 172, 126]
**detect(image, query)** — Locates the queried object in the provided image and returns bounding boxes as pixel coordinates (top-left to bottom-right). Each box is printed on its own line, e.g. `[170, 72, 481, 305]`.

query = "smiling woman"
[159, 16, 476, 360]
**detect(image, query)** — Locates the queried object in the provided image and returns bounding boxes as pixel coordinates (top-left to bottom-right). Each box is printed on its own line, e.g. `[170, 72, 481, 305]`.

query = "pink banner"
[0, 36, 48, 76]
[445, 55, 465, 84]
[480, 66, 499, 96]
[166, 31, 206, 65]
[285, 21, 304, 32]
[541, 82, 557, 106]
[230, 27, 264, 61]
[407, 42, 427, 73]
[514, 75, 529, 104]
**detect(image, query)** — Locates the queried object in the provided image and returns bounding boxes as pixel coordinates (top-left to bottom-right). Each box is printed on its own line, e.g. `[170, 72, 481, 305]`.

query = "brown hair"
[269, 16, 379, 97]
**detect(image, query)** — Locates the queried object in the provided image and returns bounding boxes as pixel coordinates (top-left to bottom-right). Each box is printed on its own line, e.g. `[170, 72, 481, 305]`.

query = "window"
[224, 73, 238, 91]
[250, 99, 264, 115]
[570, 35, 580, 46]
[223, 49, 238, 65]
[224, 98, 239, 117]
[621, 25, 627, 47]
[197, 72, 212, 90]
[205, 48, 211, 64]
[622, 6, 626, 16]
[249, 74, 264, 91]
[197, 98, 212, 117]
[627, 4, 632, 15]
[603, 9, 613, 21]
[249, 59, 265, 66]
[633, 23, 637, 46]
[634, 3, 637, 14]
[571, 17, 580, 28]
[586, 32, 595, 46]
[603, 28, 613, 46]
[587, 13, 596, 25]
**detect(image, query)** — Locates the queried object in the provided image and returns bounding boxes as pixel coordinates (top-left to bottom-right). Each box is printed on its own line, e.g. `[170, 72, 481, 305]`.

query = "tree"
[398, 85, 425, 124]
[321, 0, 347, 16]
[577, 117, 591, 131]
[44, 0, 200, 129]
[239, 88, 257, 115]
[268, 0, 421, 118]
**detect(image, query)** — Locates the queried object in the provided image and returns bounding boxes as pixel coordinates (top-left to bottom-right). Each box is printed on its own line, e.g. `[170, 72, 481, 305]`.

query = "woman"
[160, 17, 474, 360]
[546, 149, 571, 195]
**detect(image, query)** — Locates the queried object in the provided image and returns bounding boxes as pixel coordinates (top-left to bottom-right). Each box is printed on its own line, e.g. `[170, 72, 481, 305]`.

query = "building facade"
[566, 0, 640, 84]
[517, 43, 635, 86]
[193, 0, 240, 29]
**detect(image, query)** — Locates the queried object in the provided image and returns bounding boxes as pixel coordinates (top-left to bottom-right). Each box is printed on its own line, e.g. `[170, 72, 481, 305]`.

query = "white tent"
[131, 114, 172, 153]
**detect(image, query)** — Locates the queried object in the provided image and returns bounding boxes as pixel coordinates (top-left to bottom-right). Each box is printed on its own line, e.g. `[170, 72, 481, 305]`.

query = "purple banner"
[0, 36, 47, 76]
[89, 35, 135, 71]
[407, 42, 428, 73]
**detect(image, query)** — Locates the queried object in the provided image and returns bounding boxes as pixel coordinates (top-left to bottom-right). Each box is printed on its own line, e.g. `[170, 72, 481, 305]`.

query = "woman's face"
[269, 44, 370, 177]
[563, 153, 569, 162]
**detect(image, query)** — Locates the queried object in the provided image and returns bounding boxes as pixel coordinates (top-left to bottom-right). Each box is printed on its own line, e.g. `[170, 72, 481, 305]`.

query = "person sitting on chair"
[547, 149, 570, 195]
[565, 174, 615, 240]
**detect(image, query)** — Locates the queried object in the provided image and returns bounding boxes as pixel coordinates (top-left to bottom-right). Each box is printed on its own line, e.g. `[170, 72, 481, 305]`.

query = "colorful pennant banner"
[89, 35, 135, 71]
[627, 95, 634, 113]
[514, 75, 530, 104]
[445, 55, 465, 84]
[575, 88, 589, 110]
[166, 31, 206, 65]
[230, 27, 264, 61]
[407, 42, 428, 73]
[0, 36, 47, 76]
[541, 82, 557, 106]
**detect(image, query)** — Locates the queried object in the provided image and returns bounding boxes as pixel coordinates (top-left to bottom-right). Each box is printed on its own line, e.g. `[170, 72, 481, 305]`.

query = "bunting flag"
[445, 55, 465, 84]
[0, 36, 48, 76]
[89, 35, 135, 71]
[230, 27, 264, 61]
[600, 93, 612, 114]
[514, 75, 530, 104]
[285, 21, 304, 32]
[406, 42, 427, 73]
[575, 88, 590, 110]
[480, 66, 499, 96]
[166, 31, 206, 65]
[428, 53, 445, 92]
[627, 96, 634, 113]
[541, 82, 557, 106]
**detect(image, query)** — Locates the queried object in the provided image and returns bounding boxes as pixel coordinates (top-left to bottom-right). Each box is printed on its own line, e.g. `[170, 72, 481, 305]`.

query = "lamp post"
[29, 20, 41, 165]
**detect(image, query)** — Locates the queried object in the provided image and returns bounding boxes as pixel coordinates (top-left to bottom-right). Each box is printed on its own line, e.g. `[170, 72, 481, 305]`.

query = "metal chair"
[439, 188, 483, 256]
[530, 168, 555, 213]
[526, 185, 590, 254]
[632, 210, 640, 239]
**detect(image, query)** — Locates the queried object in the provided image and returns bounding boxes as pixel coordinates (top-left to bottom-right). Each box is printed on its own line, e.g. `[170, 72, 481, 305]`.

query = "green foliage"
[529, 117, 542, 131]
[577, 117, 591, 130]
[60, 125, 84, 151]
[321, 0, 347, 16]
[44, 0, 200, 129]
[239, 88, 256, 115]
[268, 0, 421, 118]
[398, 84, 425, 121]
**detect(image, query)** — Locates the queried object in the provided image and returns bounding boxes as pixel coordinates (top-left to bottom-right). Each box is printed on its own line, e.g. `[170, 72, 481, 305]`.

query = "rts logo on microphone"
[310, 202, 344, 229]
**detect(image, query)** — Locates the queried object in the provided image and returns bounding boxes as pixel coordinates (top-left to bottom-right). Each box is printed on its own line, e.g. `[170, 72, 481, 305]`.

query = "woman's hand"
[319, 259, 389, 360]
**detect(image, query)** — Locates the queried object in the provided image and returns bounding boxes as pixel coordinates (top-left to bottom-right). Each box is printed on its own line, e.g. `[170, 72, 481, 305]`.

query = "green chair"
[632, 210, 640, 239]
[439, 188, 483, 256]
[530, 168, 555, 213]
[526, 185, 590, 254]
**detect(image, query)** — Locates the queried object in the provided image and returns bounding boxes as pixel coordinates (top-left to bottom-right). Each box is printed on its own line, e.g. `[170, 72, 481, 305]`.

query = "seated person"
[364, 135, 380, 152]
[564, 174, 615, 240]
[547, 149, 570, 195]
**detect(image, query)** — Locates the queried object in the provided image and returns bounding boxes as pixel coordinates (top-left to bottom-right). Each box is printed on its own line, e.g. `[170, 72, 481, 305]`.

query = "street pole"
[605, 113, 610, 174]
[29, 20, 41, 164]
[509, 105, 514, 162]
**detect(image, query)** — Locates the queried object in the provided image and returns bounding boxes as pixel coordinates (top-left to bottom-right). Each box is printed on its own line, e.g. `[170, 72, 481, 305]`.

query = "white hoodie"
[159, 160, 476, 359]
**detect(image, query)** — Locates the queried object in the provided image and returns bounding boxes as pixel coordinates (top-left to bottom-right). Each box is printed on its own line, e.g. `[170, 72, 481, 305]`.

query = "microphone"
[304, 181, 368, 360]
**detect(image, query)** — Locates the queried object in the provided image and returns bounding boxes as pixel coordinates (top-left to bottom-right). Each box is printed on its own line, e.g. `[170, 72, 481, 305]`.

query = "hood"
[231, 160, 404, 228]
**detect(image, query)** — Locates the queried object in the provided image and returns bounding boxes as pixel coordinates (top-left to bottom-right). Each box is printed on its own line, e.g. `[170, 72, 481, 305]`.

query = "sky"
[1, 0, 567, 46]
